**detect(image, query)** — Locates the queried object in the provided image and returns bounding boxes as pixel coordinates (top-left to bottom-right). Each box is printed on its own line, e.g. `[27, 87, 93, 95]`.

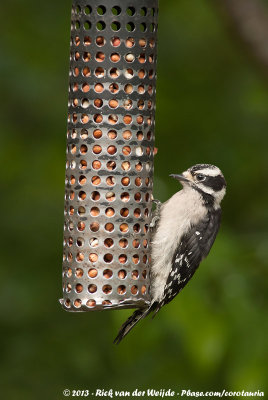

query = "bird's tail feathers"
[113, 304, 156, 344]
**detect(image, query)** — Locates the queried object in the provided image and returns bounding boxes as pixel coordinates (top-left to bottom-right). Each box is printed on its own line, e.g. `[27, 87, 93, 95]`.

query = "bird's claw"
[150, 199, 162, 228]
[149, 215, 160, 228]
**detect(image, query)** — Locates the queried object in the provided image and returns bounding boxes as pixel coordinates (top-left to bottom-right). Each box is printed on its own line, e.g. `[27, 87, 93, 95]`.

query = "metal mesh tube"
[60, 0, 159, 311]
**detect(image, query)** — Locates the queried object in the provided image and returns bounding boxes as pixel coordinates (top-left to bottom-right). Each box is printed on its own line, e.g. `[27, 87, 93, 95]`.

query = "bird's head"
[170, 164, 226, 208]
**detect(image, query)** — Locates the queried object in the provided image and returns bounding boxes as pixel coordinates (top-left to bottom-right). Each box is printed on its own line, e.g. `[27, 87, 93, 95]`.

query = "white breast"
[150, 186, 207, 302]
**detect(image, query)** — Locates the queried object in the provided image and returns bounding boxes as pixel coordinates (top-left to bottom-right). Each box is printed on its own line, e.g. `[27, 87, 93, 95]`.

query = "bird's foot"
[150, 199, 162, 228]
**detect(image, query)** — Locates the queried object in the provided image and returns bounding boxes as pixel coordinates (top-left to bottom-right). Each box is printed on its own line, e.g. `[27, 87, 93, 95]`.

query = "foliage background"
[1, 0, 267, 398]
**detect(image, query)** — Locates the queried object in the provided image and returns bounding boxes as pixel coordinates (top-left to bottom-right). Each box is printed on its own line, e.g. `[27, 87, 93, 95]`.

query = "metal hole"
[103, 269, 113, 279]
[103, 285, 112, 294]
[104, 238, 114, 248]
[111, 21, 120, 31]
[92, 160, 101, 170]
[97, 5, 106, 15]
[112, 6, 121, 15]
[88, 268, 98, 278]
[85, 6, 92, 15]
[126, 22, 135, 32]
[132, 270, 139, 280]
[118, 269, 126, 279]
[88, 284, 97, 293]
[117, 285, 126, 295]
[119, 238, 128, 248]
[111, 36, 121, 47]
[86, 299, 96, 308]
[97, 21, 106, 31]
[96, 36, 105, 46]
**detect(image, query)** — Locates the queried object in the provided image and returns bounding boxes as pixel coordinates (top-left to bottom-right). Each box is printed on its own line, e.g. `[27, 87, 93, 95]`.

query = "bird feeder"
[60, 0, 159, 311]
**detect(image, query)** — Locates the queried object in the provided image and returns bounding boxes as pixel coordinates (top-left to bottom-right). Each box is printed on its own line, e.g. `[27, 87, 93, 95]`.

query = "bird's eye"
[196, 174, 206, 182]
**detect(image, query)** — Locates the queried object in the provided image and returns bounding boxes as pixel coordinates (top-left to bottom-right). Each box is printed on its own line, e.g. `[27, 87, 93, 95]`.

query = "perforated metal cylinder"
[60, 0, 159, 311]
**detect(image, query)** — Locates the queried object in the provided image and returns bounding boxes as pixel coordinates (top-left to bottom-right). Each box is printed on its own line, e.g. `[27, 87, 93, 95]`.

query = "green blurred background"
[1, 0, 267, 398]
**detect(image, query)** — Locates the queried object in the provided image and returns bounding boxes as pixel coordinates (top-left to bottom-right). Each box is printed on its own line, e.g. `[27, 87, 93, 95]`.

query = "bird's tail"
[113, 306, 154, 344]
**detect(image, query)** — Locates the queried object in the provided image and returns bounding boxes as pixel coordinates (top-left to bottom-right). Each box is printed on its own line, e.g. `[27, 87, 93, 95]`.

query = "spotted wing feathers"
[155, 209, 221, 311]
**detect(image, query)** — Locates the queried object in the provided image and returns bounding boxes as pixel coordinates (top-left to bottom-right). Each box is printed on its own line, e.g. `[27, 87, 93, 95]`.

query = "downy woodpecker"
[114, 164, 226, 344]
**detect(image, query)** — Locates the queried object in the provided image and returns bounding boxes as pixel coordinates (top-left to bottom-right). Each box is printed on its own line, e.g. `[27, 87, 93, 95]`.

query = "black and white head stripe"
[189, 164, 218, 174]
[186, 164, 226, 207]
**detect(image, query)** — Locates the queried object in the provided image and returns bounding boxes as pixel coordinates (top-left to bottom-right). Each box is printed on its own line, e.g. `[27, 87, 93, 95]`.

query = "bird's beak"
[170, 173, 189, 183]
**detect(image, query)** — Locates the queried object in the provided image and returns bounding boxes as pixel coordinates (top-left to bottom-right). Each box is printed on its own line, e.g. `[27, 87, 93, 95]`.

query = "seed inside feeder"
[95, 83, 104, 93]
[138, 69, 145, 78]
[89, 253, 98, 263]
[104, 238, 114, 248]
[106, 176, 115, 186]
[121, 177, 130, 186]
[118, 270, 126, 279]
[108, 114, 118, 124]
[76, 268, 83, 278]
[83, 67, 91, 77]
[131, 285, 138, 295]
[103, 269, 113, 279]
[122, 146, 131, 155]
[109, 83, 119, 93]
[123, 115, 132, 124]
[126, 37, 135, 47]
[106, 161, 116, 171]
[109, 99, 118, 108]
[96, 36, 105, 46]
[124, 84, 133, 94]
[94, 98, 103, 108]
[105, 223, 114, 232]
[125, 68, 134, 78]
[92, 160, 101, 170]
[123, 130, 132, 140]
[96, 52, 105, 62]
[102, 300, 112, 306]
[91, 176, 101, 186]
[111, 36, 120, 47]
[110, 67, 119, 78]
[121, 161, 130, 171]
[117, 285, 126, 295]
[93, 129, 102, 139]
[103, 285, 112, 295]
[107, 145, 116, 155]
[119, 254, 127, 264]
[106, 191, 115, 201]
[110, 52, 120, 62]
[105, 207, 115, 216]
[90, 207, 100, 216]
[74, 299, 82, 308]
[104, 253, 113, 263]
[139, 38, 146, 47]
[95, 67, 105, 77]
[81, 129, 88, 139]
[123, 100, 132, 110]
[132, 270, 139, 279]
[121, 192, 130, 202]
[93, 145, 102, 154]
[87, 299, 96, 308]
[119, 238, 128, 248]
[80, 160, 87, 169]
[90, 222, 100, 232]
[90, 238, 99, 247]
[108, 130, 117, 139]
[84, 36, 91, 46]
[120, 223, 128, 233]
[76, 284, 83, 293]
[88, 284, 97, 293]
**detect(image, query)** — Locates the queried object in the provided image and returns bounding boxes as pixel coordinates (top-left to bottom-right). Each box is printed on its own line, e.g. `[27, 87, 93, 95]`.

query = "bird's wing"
[155, 209, 221, 311]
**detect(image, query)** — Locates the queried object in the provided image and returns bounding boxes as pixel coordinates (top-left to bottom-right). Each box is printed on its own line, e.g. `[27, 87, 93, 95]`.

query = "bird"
[113, 164, 226, 344]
